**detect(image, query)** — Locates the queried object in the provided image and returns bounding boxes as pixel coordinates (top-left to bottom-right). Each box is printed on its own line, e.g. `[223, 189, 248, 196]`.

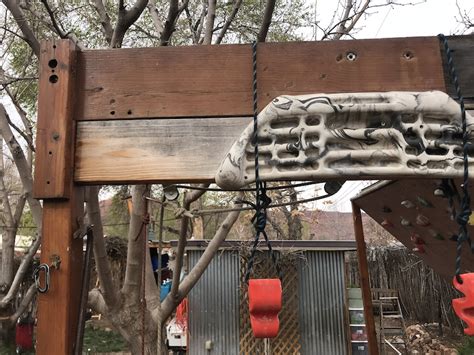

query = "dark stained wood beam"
[35, 40, 85, 355]
[75, 36, 449, 121]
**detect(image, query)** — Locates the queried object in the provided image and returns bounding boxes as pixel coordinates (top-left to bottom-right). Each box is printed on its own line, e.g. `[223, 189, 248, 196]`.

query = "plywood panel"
[75, 117, 251, 184]
[75, 37, 446, 120]
[353, 179, 474, 281]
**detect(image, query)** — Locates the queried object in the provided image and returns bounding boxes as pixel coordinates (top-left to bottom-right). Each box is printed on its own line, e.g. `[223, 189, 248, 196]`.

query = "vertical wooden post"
[351, 202, 378, 355]
[34, 39, 84, 355]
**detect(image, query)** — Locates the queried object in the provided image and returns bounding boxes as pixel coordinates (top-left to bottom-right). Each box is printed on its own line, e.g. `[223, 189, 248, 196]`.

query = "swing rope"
[244, 41, 282, 283]
[438, 34, 472, 284]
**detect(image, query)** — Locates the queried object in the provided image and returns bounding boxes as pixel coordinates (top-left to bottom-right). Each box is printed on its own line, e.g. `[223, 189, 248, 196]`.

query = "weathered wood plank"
[76, 37, 446, 120]
[35, 39, 85, 355]
[33, 40, 77, 198]
[74, 117, 251, 184]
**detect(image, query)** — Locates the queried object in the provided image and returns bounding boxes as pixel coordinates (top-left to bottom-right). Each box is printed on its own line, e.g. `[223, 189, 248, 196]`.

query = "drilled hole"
[49, 75, 58, 84]
[110, 110, 115, 115]
[52, 44, 57, 49]
[48, 151, 52, 155]
[127, 109, 132, 115]
[48, 59, 58, 68]
[336, 54, 343, 62]
[403, 51, 414, 60]
[46, 181, 50, 184]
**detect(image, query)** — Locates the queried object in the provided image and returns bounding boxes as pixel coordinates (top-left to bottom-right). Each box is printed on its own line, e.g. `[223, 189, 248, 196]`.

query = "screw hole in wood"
[49, 75, 58, 84]
[48, 59, 58, 68]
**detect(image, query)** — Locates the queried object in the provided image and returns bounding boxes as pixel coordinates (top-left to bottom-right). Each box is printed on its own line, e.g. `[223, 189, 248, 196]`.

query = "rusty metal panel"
[298, 251, 348, 355]
[187, 250, 240, 355]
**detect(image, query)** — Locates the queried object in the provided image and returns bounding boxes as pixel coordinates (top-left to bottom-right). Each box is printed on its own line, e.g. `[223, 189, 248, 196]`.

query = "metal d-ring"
[34, 264, 50, 294]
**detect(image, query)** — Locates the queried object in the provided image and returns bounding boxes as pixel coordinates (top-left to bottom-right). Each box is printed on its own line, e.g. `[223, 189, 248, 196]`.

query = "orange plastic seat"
[453, 273, 474, 335]
[248, 279, 282, 338]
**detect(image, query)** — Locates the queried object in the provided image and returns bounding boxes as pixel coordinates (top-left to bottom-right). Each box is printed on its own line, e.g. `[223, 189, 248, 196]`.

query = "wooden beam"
[35, 40, 84, 355]
[74, 117, 251, 184]
[75, 37, 446, 120]
[33, 40, 77, 199]
[351, 202, 378, 355]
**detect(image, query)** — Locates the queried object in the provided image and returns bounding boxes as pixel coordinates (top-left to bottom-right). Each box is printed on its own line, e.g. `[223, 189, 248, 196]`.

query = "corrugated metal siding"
[187, 250, 240, 355]
[298, 251, 348, 355]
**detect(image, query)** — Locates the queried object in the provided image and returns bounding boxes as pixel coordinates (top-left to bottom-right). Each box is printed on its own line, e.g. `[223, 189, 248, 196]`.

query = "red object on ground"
[453, 273, 474, 335]
[175, 298, 188, 330]
[248, 279, 282, 338]
[16, 321, 34, 350]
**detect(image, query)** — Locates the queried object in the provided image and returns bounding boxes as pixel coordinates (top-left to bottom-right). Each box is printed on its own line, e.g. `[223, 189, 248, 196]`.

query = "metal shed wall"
[187, 250, 240, 355]
[298, 251, 348, 355]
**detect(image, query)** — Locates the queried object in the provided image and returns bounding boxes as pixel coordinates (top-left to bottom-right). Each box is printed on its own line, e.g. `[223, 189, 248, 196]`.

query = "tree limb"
[8, 283, 36, 324]
[92, 0, 114, 45]
[160, 194, 242, 320]
[160, 0, 179, 46]
[86, 186, 119, 309]
[257, 0, 276, 42]
[39, 0, 68, 38]
[111, 0, 148, 48]
[0, 105, 42, 227]
[333, 0, 353, 40]
[168, 185, 208, 303]
[147, 0, 164, 36]
[2, 0, 40, 57]
[215, 0, 243, 44]
[203, 0, 216, 45]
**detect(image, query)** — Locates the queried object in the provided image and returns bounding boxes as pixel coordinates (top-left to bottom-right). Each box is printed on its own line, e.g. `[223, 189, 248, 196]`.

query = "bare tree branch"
[92, 0, 114, 45]
[111, 0, 148, 48]
[2, 0, 40, 57]
[39, 0, 68, 38]
[86, 186, 119, 309]
[203, 0, 216, 45]
[147, 0, 164, 35]
[333, 0, 353, 40]
[168, 185, 208, 303]
[0, 105, 42, 227]
[215, 0, 243, 44]
[8, 283, 35, 324]
[160, 0, 179, 46]
[160, 194, 242, 320]
[257, 0, 276, 42]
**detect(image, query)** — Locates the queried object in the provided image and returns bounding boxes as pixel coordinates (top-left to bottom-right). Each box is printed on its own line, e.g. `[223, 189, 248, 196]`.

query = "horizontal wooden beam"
[75, 117, 251, 184]
[75, 36, 448, 120]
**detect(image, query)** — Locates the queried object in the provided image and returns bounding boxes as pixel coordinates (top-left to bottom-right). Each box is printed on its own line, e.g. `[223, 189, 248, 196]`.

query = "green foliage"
[18, 209, 36, 237]
[82, 324, 128, 353]
[458, 336, 474, 355]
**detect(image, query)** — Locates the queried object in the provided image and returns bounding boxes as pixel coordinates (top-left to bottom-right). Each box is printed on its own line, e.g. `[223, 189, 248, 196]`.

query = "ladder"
[379, 296, 407, 354]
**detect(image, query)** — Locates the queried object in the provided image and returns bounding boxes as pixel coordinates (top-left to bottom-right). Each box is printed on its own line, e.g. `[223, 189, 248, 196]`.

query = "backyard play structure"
[31, 34, 474, 354]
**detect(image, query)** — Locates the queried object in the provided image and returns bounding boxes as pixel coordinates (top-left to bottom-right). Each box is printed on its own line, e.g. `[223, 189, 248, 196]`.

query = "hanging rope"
[244, 41, 281, 283]
[438, 34, 472, 284]
[141, 203, 150, 355]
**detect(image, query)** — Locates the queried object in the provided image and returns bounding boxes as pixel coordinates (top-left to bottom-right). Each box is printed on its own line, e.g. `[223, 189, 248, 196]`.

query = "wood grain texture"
[75, 117, 251, 184]
[33, 40, 77, 198]
[353, 179, 474, 281]
[36, 188, 84, 355]
[352, 203, 379, 355]
[75, 37, 446, 120]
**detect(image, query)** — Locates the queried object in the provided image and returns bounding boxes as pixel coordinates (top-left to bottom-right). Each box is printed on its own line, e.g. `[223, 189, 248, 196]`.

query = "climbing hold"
[381, 219, 393, 227]
[453, 274, 474, 335]
[401, 200, 415, 209]
[248, 279, 282, 338]
[401, 218, 411, 227]
[382, 206, 392, 213]
[416, 214, 430, 227]
[417, 196, 433, 208]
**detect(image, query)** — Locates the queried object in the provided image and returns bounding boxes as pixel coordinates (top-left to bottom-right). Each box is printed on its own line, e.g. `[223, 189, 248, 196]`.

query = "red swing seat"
[453, 273, 474, 335]
[248, 278, 282, 338]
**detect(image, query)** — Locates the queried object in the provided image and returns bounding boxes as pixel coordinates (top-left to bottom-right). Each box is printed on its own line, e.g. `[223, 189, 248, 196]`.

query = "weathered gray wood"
[75, 117, 251, 184]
